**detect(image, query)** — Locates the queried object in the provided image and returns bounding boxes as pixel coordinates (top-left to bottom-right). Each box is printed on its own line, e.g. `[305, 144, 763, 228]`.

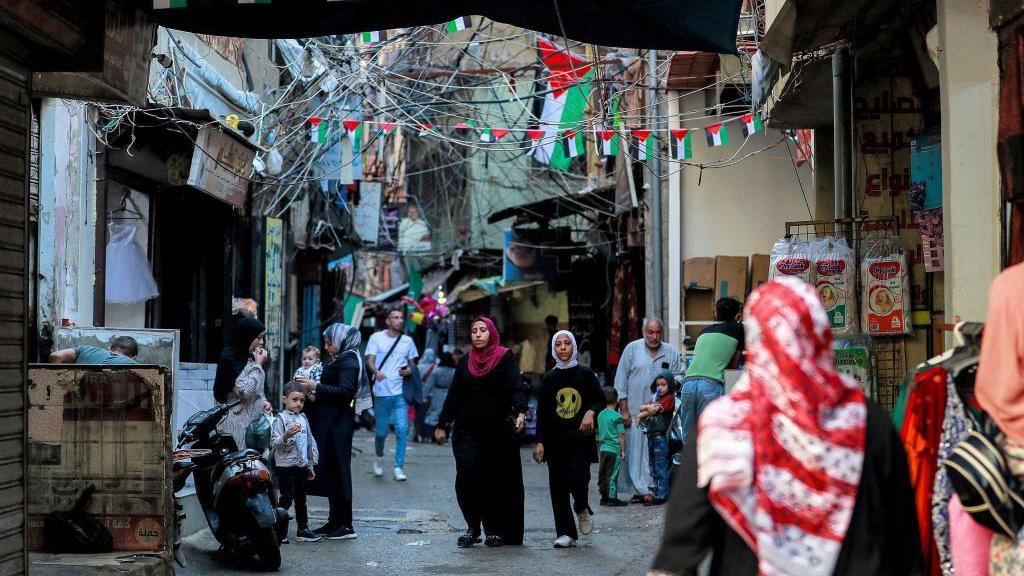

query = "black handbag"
[943, 419, 1024, 539]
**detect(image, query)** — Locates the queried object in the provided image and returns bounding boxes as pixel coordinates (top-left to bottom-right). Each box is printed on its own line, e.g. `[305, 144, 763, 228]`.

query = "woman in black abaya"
[435, 317, 527, 548]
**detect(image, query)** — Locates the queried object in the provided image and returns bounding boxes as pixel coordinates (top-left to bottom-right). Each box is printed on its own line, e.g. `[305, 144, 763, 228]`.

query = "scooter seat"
[222, 449, 260, 465]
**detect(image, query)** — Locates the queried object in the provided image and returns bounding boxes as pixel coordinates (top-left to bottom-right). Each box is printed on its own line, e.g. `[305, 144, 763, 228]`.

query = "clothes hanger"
[107, 190, 143, 222]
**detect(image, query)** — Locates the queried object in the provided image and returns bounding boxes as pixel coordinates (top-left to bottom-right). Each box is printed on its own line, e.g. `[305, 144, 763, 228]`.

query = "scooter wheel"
[254, 527, 281, 571]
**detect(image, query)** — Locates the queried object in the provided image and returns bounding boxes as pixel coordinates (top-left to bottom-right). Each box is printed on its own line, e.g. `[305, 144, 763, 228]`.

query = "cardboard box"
[750, 254, 770, 291]
[27, 366, 171, 553]
[715, 256, 749, 303]
[683, 257, 715, 290]
[683, 289, 714, 345]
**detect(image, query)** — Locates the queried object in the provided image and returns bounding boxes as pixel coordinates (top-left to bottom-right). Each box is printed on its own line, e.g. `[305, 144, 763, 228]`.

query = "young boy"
[273, 381, 320, 543]
[596, 387, 627, 507]
[637, 372, 676, 506]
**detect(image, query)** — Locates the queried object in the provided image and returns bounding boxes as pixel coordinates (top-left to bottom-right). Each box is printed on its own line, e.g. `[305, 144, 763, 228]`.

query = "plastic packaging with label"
[769, 236, 813, 284]
[813, 236, 858, 336]
[861, 235, 912, 335]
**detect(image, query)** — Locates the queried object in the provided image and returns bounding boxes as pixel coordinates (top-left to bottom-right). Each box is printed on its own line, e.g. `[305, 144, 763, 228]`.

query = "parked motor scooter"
[172, 401, 287, 571]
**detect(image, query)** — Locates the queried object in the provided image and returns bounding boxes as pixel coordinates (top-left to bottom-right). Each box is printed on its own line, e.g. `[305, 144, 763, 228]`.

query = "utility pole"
[832, 48, 852, 221]
[648, 49, 664, 321]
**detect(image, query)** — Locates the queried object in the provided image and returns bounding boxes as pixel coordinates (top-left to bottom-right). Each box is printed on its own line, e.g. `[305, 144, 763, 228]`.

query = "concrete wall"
[937, 0, 1001, 322]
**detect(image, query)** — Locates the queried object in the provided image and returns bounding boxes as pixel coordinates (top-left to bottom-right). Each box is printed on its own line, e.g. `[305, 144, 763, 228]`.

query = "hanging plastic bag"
[861, 235, 912, 335]
[814, 236, 858, 336]
[245, 413, 274, 453]
[769, 236, 813, 283]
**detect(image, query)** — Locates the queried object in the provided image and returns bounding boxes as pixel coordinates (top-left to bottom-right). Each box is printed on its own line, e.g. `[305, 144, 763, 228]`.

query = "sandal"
[630, 495, 646, 504]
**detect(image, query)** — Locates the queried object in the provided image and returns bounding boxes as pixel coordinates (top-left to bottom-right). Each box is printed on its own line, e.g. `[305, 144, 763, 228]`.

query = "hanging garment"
[930, 375, 972, 575]
[105, 223, 159, 304]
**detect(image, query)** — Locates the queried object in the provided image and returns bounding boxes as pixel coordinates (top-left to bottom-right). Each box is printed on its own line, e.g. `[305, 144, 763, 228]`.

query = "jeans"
[275, 466, 309, 531]
[648, 434, 670, 500]
[678, 377, 725, 449]
[374, 394, 408, 469]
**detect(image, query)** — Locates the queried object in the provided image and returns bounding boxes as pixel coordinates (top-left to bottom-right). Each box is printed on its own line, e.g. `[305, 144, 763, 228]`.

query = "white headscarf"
[550, 330, 579, 370]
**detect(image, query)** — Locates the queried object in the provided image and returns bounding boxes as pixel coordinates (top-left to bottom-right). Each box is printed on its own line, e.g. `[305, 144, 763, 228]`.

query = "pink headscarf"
[977, 262, 1024, 445]
[468, 316, 510, 378]
[697, 278, 867, 576]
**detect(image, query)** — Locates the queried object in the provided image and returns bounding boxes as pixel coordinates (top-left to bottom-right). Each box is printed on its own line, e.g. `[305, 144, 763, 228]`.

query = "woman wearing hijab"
[298, 323, 363, 541]
[649, 278, 922, 576]
[974, 262, 1024, 574]
[534, 330, 604, 548]
[436, 317, 528, 548]
[214, 316, 272, 450]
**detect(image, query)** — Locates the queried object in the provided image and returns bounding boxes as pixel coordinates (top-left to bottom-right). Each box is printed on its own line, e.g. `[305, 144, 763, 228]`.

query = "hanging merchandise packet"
[813, 236, 858, 336]
[861, 235, 912, 335]
[769, 236, 813, 283]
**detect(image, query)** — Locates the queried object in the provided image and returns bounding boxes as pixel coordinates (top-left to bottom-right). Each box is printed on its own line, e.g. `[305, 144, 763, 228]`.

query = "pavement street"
[179, 429, 666, 576]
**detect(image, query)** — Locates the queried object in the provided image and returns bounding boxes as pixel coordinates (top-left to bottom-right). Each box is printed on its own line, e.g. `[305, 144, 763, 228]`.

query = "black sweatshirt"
[535, 365, 604, 449]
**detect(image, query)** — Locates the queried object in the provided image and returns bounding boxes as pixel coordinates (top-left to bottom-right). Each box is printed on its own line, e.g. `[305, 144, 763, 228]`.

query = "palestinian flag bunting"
[594, 129, 617, 156]
[633, 130, 655, 161]
[530, 38, 594, 170]
[670, 129, 692, 160]
[446, 16, 473, 33]
[480, 128, 509, 143]
[153, 0, 187, 8]
[741, 114, 763, 138]
[342, 119, 361, 134]
[558, 130, 583, 159]
[453, 120, 476, 130]
[309, 117, 327, 144]
[361, 30, 387, 44]
[705, 122, 729, 147]
[379, 122, 397, 134]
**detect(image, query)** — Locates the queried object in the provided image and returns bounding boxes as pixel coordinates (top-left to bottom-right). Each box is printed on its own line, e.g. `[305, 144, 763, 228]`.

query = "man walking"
[677, 297, 744, 450]
[366, 307, 419, 481]
[613, 318, 681, 504]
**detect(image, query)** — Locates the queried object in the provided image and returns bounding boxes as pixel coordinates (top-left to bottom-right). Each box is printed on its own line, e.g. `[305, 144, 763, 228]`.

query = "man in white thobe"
[613, 318, 682, 502]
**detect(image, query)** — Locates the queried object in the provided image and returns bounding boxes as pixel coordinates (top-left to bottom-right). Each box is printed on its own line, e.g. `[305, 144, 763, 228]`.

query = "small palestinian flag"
[558, 130, 583, 159]
[594, 129, 617, 156]
[670, 129, 692, 160]
[342, 119, 361, 135]
[705, 122, 730, 147]
[526, 129, 546, 142]
[447, 16, 473, 33]
[417, 124, 435, 137]
[453, 119, 476, 130]
[153, 0, 187, 8]
[480, 128, 509, 143]
[633, 129, 655, 161]
[379, 122, 397, 134]
[361, 30, 387, 44]
[309, 117, 327, 144]
[741, 113, 763, 138]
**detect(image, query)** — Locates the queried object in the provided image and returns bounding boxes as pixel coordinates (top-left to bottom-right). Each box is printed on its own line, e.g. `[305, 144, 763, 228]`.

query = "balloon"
[410, 312, 425, 325]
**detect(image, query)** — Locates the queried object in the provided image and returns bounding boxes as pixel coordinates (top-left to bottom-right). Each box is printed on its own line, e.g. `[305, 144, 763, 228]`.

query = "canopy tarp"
[150, 0, 744, 53]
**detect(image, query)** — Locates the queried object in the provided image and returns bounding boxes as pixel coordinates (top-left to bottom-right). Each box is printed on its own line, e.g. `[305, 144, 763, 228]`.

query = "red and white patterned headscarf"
[696, 277, 867, 576]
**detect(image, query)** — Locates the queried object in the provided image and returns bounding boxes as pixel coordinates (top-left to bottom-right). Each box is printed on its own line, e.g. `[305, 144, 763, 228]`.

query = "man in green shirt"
[49, 336, 140, 365]
[678, 298, 744, 450]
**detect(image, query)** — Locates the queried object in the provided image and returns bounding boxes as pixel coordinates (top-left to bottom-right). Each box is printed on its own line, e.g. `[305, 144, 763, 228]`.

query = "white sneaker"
[394, 467, 407, 481]
[373, 458, 383, 477]
[578, 510, 592, 536]
[553, 535, 577, 548]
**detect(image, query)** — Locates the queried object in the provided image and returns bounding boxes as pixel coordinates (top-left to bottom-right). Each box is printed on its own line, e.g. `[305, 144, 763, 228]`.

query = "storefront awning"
[455, 280, 547, 304]
[759, 0, 904, 63]
[151, 0, 745, 53]
[488, 184, 615, 225]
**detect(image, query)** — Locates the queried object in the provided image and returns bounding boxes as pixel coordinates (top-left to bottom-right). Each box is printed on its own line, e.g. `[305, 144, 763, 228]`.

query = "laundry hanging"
[105, 223, 159, 304]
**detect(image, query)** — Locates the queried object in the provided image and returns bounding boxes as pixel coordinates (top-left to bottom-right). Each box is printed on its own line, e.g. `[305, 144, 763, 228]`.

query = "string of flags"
[302, 112, 765, 164]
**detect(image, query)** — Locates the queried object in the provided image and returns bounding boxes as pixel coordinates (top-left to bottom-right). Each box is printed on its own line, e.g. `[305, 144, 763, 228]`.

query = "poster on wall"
[502, 229, 559, 284]
[264, 217, 284, 369]
[354, 181, 381, 245]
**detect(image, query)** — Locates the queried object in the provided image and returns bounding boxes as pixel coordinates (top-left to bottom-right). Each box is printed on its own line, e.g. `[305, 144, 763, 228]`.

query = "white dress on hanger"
[105, 223, 159, 304]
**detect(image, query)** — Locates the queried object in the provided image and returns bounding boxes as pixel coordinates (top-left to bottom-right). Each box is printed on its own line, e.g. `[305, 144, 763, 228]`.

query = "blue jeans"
[374, 394, 408, 469]
[678, 377, 725, 450]
[648, 434, 670, 500]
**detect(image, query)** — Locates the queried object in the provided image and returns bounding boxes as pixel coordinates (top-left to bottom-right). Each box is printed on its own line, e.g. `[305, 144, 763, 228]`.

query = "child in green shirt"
[596, 387, 627, 506]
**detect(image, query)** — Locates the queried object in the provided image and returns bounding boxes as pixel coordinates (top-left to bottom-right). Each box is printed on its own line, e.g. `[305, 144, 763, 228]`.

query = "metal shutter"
[0, 60, 29, 576]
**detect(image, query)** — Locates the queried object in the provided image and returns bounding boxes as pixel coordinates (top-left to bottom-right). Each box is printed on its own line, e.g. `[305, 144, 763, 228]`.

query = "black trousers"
[452, 429, 525, 543]
[275, 466, 309, 530]
[546, 444, 592, 540]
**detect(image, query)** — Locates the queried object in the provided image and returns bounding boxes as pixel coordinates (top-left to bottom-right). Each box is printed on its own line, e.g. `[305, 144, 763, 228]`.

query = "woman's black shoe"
[484, 535, 504, 547]
[457, 530, 482, 548]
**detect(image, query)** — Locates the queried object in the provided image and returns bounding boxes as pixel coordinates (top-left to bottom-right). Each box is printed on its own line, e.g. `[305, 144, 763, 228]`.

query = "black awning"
[150, 0, 743, 53]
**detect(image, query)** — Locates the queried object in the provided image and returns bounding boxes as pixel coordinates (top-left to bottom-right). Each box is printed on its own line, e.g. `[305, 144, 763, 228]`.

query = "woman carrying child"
[534, 330, 605, 548]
